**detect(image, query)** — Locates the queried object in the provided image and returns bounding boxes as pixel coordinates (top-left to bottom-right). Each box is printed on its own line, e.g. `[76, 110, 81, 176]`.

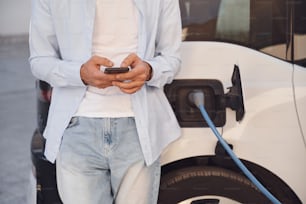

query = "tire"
[158, 166, 270, 204]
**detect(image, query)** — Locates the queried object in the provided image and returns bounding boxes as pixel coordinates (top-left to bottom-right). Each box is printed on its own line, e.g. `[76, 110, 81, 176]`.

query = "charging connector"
[189, 90, 281, 204]
[188, 89, 205, 108]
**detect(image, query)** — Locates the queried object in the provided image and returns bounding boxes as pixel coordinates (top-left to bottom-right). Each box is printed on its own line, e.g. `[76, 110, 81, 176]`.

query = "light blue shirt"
[29, 0, 182, 165]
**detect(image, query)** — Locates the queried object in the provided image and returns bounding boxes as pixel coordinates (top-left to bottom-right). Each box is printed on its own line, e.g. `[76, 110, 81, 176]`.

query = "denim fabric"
[56, 117, 160, 204]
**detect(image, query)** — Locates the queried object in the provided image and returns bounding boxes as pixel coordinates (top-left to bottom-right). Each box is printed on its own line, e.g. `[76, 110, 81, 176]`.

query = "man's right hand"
[80, 56, 116, 88]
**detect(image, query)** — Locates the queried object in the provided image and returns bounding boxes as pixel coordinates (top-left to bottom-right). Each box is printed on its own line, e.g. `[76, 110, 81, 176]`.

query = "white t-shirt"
[75, 0, 138, 117]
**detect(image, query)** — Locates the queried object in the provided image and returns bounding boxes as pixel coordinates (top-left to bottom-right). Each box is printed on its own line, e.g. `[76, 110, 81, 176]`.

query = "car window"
[180, 0, 306, 67]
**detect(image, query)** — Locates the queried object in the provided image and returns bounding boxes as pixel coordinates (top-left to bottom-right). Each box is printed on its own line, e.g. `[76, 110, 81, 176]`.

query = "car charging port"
[164, 65, 245, 127]
[164, 79, 226, 127]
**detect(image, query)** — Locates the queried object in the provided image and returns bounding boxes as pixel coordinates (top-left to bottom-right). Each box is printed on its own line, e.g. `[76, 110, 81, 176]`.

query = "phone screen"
[104, 67, 130, 74]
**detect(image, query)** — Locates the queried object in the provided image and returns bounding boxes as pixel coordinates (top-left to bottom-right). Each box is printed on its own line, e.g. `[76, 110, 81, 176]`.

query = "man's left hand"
[112, 53, 152, 94]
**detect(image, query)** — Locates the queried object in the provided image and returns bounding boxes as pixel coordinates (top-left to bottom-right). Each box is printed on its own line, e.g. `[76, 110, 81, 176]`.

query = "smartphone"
[104, 67, 130, 74]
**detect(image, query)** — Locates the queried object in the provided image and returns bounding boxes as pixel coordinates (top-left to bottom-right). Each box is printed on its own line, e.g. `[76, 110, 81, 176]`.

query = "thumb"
[92, 55, 114, 67]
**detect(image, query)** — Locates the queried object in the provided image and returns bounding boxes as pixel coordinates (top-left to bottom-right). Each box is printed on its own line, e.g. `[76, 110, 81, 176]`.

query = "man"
[29, 0, 182, 203]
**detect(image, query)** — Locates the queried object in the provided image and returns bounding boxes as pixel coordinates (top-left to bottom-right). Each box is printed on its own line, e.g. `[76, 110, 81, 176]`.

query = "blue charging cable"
[189, 90, 281, 204]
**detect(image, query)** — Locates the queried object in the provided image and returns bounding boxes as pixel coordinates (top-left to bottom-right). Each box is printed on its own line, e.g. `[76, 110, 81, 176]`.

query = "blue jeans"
[56, 117, 161, 204]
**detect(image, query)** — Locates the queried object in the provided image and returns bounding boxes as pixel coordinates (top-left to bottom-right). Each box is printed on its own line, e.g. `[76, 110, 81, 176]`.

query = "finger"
[92, 55, 114, 67]
[121, 53, 139, 67]
[113, 80, 144, 90]
[115, 69, 137, 81]
[120, 87, 139, 94]
[115, 64, 147, 81]
[85, 71, 115, 87]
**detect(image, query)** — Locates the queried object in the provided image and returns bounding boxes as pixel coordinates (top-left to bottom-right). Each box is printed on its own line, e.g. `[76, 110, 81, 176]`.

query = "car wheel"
[158, 166, 271, 204]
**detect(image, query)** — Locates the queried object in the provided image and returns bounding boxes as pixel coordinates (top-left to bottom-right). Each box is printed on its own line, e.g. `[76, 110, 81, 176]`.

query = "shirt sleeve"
[146, 0, 182, 88]
[29, 0, 85, 88]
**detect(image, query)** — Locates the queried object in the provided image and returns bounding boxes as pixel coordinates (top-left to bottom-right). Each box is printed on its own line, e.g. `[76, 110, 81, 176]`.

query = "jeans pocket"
[66, 117, 79, 129]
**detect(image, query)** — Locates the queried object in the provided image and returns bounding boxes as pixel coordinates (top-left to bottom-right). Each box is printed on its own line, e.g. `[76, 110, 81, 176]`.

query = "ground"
[0, 36, 36, 204]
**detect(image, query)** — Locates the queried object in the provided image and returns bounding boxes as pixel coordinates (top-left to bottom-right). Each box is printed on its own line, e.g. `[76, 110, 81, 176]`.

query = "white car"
[158, 0, 306, 203]
[31, 0, 306, 203]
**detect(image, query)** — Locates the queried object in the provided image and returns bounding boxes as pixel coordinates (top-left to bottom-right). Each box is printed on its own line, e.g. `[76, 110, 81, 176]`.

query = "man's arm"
[29, 0, 86, 88]
[145, 0, 182, 88]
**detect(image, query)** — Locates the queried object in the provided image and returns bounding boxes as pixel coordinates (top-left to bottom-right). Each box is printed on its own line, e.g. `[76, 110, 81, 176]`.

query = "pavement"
[0, 35, 36, 204]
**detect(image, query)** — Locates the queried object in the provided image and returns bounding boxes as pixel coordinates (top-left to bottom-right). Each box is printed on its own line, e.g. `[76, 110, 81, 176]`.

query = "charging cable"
[189, 90, 281, 204]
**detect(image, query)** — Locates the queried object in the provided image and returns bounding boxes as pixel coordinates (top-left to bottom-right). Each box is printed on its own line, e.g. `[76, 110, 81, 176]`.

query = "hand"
[112, 53, 152, 94]
[80, 56, 116, 89]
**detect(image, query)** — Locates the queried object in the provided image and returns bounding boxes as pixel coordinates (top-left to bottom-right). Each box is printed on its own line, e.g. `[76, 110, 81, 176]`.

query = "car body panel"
[161, 42, 306, 202]
[294, 64, 306, 138]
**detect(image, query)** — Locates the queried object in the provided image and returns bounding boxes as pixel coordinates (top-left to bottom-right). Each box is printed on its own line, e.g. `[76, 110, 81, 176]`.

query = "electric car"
[31, 0, 306, 203]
